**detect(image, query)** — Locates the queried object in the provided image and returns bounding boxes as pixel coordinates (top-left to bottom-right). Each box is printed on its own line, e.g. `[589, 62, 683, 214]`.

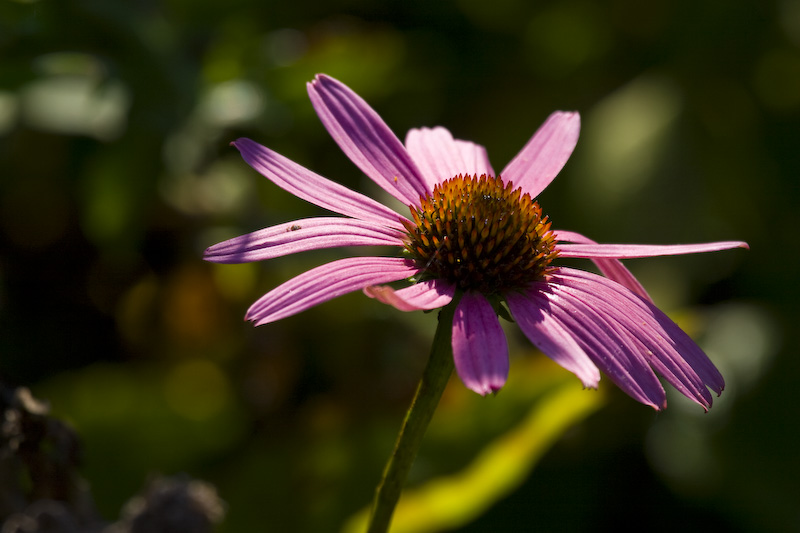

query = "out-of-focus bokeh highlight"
[0, 0, 795, 530]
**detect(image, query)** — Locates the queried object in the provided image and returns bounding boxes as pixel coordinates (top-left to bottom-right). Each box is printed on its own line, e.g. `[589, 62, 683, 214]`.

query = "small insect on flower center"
[402, 174, 559, 294]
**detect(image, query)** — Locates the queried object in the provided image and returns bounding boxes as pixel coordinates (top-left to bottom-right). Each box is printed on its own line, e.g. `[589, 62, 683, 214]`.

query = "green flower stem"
[366, 294, 460, 533]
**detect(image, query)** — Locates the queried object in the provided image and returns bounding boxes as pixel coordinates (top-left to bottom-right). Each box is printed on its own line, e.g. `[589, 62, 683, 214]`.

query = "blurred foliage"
[0, 0, 797, 531]
[343, 365, 606, 533]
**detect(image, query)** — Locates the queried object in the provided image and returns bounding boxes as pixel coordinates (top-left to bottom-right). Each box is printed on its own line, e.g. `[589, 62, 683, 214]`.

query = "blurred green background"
[1, 0, 796, 531]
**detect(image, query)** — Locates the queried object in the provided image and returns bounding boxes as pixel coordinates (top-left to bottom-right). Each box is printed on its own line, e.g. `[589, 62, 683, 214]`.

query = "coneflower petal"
[205, 217, 404, 264]
[557, 241, 749, 258]
[233, 138, 408, 230]
[506, 291, 601, 389]
[554, 268, 725, 395]
[502, 111, 580, 198]
[546, 273, 713, 409]
[246, 257, 418, 326]
[554, 229, 652, 302]
[308, 74, 430, 206]
[529, 272, 668, 409]
[405, 126, 495, 188]
[452, 292, 509, 396]
[364, 279, 455, 311]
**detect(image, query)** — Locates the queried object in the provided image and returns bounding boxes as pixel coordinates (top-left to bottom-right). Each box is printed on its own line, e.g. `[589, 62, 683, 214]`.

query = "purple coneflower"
[205, 74, 747, 411]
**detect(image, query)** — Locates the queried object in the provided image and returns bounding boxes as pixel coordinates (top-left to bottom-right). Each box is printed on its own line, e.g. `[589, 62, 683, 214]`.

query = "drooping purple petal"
[554, 230, 652, 302]
[451, 292, 509, 395]
[557, 241, 750, 259]
[233, 138, 407, 231]
[545, 271, 714, 409]
[204, 217, 405, 264]
[505, 291, 601, 388]
[307, 74, 430, 205]
[551, 268, 725, 396]
[528, 272, 668, 409]
[246, 257, 419, 326]
[363, 279, 455, 311]
[501, 111, 580, 198]
[405, 127, 495, 189]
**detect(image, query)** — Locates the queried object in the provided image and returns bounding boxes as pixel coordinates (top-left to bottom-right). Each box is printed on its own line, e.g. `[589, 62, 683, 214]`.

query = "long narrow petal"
[554, 229, 652, 302]
[530, 273, 667, 409]
[552, 268, 725, 395]
[405, 127, 495, 189]
[246, 257, 418, 326]
[455, 139, 495, 178]
[501, 111, 580, 198]
[233, 138, 407, 231]
[452, 292, 509, 395]
[307, 74, 430, 205]
[204, 217, 404, 264]
[364, 279, 455, 311]
[506, 291, 601, 388]
[571, 292, 712, 409]
[557, 241, 750, 259]
[546, 271, 714, 409]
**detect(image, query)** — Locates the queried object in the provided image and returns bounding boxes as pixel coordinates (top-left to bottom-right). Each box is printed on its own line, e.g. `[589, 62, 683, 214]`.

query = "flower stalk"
[367, 293, 461, 533]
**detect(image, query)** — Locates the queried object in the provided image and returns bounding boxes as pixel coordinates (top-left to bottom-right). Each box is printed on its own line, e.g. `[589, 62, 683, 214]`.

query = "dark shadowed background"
[1, 0, 797, 531]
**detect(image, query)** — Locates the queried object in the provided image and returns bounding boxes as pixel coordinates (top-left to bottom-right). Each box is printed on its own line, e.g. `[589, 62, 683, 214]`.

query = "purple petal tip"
[468, 382, 503, 397]
[230, 138, 247, 150]
[309, 73, 329, 86]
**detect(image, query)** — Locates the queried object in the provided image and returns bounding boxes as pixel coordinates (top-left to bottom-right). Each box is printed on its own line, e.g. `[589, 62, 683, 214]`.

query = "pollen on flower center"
[402, 174, 559, 294]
